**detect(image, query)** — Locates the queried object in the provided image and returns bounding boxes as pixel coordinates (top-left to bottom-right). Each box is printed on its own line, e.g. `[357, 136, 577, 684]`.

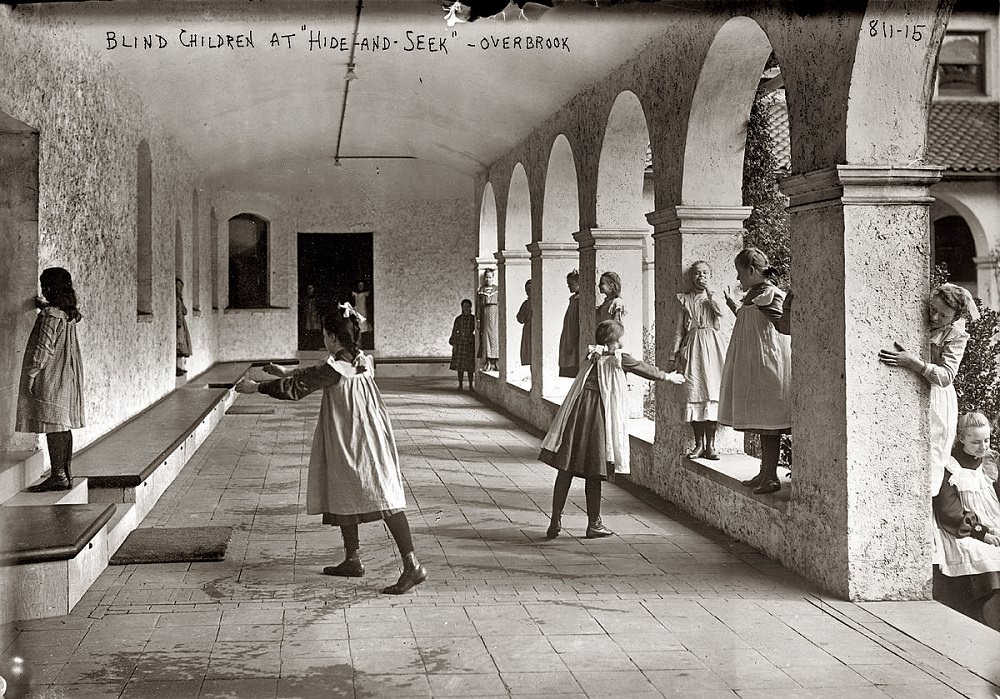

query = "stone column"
[496, 249, 531, 384]
[780, 164, 942, 600]
[575, 228, 647, 416]
[648, 206, 749, 461]
[528, 242, 579, 398]
[974, 254, 999, 310]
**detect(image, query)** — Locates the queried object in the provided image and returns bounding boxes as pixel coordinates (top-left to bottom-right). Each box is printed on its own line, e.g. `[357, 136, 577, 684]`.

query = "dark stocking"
[47, 430, 73, 481]
[384, 511, 414, 556]
[585, 477, 602, 524]
[323, 524, 364, 577]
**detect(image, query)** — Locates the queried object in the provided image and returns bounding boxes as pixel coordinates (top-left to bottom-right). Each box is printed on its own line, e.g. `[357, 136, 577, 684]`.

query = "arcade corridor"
[3, 378, 996, 697]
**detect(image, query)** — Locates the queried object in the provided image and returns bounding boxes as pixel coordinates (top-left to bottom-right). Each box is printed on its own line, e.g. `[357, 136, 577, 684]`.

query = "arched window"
[136, 140, 152, 316]
[210, 207, 219, 309]
[191, 189, 200, 311]
[933, 215, 978, 290]
[228, 213, 269, 308]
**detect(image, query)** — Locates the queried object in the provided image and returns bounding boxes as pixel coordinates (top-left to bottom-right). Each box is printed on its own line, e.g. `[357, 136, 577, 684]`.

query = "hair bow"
[338, 301, 367, 325]
[586, 344, 610, 360]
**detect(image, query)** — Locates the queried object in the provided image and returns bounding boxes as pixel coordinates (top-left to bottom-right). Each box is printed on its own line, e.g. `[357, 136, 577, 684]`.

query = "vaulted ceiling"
[41, 0, 675, 199]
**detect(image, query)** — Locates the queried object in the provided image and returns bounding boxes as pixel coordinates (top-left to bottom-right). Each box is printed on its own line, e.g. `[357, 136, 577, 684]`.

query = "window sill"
[136, 312, 154, 324]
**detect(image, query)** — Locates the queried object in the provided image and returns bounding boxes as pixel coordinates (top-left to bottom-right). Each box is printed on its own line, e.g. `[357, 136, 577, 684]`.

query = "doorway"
[297, 233, 374, 351]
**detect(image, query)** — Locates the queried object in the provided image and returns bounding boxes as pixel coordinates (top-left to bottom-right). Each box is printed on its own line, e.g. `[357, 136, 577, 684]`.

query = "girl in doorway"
[176, 277, 192, 376]
[17, 268, 86, 492]
[596, 271, 626, 326]
[235, 304, 427, 595]
[352, 281, 373, 349]
[880, 283, 977, 496]
[669, 261, 728, 460]
[933, 412, 1000, 631]
[540, 320, 683, 539]
[449, 299, 476, 389]
[719, 248, 791, 495]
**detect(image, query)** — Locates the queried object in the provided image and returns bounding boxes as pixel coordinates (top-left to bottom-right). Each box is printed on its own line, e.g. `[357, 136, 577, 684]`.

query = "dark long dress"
[539, 353, 663, 480]
[449, 313, 476, 371]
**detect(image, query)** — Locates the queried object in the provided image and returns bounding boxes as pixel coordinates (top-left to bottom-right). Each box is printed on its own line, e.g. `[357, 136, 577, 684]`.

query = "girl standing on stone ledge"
[596, 271, 626, 326]
[17, 267, 86, 492]
[669, 261, 727, 461]
[880, 283, 977, 497]
[235, 304, 427, 595]
[719, 247, 791, 495]
[477, 268, 500, 372]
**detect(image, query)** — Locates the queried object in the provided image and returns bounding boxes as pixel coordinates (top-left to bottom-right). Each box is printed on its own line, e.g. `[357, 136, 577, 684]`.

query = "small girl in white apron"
[539, 320, 683, 539]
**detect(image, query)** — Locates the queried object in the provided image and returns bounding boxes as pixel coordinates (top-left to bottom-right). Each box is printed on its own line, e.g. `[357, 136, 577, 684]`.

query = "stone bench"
[0, 504, 116, 622]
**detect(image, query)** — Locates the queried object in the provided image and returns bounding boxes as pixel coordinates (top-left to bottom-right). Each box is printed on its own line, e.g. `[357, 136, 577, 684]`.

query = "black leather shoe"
[753, 479, 781, 495]
[741, 472, 765, 488]
[322, 558, 365, 577]
[545, 516, 561, 539]
[26, 473, 71, 492]
[382, 564, 428, 595]
[703, 449, 720, 461]
[585, 522, 614, 539]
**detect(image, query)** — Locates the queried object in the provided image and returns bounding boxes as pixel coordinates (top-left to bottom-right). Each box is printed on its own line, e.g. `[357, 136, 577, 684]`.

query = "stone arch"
[505, 163, 531, 250]
[479, 182, 499, 257]
[846, 2, 949, 164]
[682, 16, 774, 206]
[596, 91, 651, 230]
[541, 135, 579, 243]
[930, 191, 988, 260]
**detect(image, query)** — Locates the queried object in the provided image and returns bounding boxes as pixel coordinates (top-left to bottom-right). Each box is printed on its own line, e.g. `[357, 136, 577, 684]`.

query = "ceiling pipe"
[334, 0, 364, 166]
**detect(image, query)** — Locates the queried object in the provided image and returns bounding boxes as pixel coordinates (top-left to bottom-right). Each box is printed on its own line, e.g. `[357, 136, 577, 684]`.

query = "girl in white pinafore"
[236, 303, 427, 595]
[932, 412, 1000, 631]
[880, 283, 977, 497]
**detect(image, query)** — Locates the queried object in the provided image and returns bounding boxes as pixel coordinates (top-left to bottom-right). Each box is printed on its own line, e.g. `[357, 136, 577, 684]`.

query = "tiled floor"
[2, 378, 999, 698]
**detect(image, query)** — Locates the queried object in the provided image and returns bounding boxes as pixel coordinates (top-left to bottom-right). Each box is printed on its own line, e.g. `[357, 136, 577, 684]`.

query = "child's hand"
[234, 378, 259, 394]
[263, 363, 287, 377]
[662, 371, 686, 385]
[985, 533, 1000, 547]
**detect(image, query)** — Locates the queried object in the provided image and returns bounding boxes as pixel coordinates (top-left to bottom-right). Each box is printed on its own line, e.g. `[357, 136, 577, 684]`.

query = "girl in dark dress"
[539, 320, 682, 539]
[449, 299, 476, 389]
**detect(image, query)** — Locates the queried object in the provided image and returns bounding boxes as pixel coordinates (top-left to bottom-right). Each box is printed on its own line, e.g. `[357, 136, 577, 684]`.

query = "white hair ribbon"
[586, 344, 610, 360]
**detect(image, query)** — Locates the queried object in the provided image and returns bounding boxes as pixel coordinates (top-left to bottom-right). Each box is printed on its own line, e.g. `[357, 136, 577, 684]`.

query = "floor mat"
[110, 526, 233, 564]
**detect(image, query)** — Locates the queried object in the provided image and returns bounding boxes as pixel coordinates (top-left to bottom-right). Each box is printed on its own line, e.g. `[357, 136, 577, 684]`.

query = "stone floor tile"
[23, 683, 125, 698]
[352, 672, 432, 698]
[500, 670, 583, 694]
[279, 656, 354, 678]
[119, 679, 203, 698]
[627, 649, 706, 671]
[199, 678, 278, 698]
[425, 672, 508, 696]
[416, 636, 497, 674]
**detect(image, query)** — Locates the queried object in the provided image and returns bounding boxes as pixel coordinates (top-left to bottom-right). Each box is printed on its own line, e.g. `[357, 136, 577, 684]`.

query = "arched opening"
[479, 182, 499, 258]
[933, 215, 978, 296]
[191, 189, 200, 311]
[210, 207, 219, 309]
[477, 183, 501, 375]
[541, 135, 581, 399]
[596, 91, 654, 418]
[136, 140, 152, 317]
[504, 164, 532, 388]
[228, 213, 270, 309]
[677, 16, 786, 478]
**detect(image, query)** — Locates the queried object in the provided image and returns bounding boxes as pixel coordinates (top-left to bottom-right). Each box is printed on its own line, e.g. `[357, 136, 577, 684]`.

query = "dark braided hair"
[40, 267, 82, 322]
[322, 309, 361, 357]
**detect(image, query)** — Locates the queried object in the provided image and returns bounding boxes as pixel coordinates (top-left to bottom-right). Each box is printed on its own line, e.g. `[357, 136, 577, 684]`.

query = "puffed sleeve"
[24, 313, 61, 379]
[933, 478, 990, 540]
[621, 353, 669, 381]
[258, 362, 342, 401]
[921, 327, 969, 388]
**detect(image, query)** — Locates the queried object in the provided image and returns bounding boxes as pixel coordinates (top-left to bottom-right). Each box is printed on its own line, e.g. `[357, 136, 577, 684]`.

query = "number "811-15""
[869, 20, 927, 41]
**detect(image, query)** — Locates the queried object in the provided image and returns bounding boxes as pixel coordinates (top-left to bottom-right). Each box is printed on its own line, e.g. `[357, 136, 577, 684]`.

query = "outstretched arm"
[235, 362, 341, 400]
